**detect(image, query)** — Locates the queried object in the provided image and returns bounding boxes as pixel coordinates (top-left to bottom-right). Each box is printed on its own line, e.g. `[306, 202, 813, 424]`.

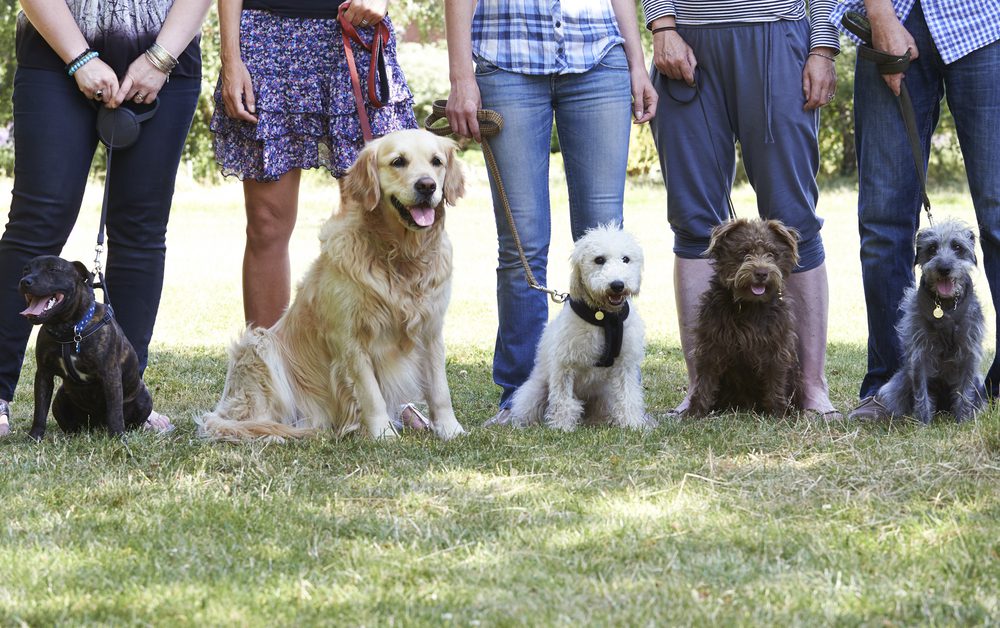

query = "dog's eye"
[622, 256, 630, 264]
[927, 244, 938, 256]
[390, 156, 408, 168]
[594, 256, 606, 265]
[951, 241, 962, 252]
[431, 156, 443, 167]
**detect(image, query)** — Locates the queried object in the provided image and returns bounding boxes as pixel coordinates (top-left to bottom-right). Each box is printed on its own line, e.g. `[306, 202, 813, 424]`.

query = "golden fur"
[198, 129, 466, 441]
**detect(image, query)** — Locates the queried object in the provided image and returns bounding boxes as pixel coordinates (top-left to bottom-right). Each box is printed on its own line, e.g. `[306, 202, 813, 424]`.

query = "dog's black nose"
[610, 280, 625, 294]
[415, 177, 437, 196]
[938, 265, 951, 277]
[19, 276, 32, 289]
[753, 270, 769, 283]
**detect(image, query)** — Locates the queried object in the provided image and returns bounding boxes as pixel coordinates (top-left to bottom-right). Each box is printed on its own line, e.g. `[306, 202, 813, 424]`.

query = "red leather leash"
[338, 3, 390, 142]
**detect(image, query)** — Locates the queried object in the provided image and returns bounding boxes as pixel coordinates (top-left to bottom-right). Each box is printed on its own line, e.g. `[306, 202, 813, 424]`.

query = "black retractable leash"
[843, 11, 934, 225]
[91, 99, 160, 304]
[665, 68, 738, 222]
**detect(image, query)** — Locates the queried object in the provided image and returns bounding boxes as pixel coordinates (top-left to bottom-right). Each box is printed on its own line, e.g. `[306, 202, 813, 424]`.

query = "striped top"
[829, 0, 1000, 65]
[641, 0, 841, 52]
[472, 0, 624, 75]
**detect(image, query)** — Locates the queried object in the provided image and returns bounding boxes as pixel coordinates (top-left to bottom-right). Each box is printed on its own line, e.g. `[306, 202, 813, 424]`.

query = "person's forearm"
[19, 0, 90, 63]
[610, 0, 647, 70]
[156, 0, 212, 58]
[445, 0, 476, 83]
[219, 0, 245, 64]
[864, 0, 898, 20]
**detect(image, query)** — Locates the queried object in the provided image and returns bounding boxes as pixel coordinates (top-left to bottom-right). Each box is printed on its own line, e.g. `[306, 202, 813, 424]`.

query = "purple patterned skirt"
[210, 10, 417, 181]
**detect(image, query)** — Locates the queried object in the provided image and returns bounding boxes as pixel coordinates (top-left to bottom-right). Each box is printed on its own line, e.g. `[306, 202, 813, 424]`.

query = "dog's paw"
[433, 420, 466, 441]
[28, 429, 44, 442]
[365, 416, 400, 440]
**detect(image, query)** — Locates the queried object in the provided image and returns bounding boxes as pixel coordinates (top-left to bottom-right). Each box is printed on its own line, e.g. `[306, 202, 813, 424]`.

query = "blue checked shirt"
[829, 0, 1000, 64]
[472, 0, 625, 75]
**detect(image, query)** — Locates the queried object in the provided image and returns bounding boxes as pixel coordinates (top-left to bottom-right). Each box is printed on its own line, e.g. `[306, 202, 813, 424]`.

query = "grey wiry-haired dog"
[876, 219, 986, 423]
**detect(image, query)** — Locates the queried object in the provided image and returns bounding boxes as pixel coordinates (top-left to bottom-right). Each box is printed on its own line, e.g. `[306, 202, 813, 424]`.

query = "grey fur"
[877, 219, 986, 423]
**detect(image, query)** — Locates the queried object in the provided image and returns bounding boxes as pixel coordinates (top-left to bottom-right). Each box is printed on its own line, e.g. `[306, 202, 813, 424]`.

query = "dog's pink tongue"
[937, 279, 956, 298]
[20, 296, 50, 317]
[751, 284, 766, 296]
[409, 206, 435, 227]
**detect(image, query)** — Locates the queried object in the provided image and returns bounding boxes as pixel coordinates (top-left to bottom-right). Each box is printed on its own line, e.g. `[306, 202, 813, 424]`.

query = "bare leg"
[786, 263, 838, 416]
[672, 256, 714, 414]
[243, 171, 301, 328]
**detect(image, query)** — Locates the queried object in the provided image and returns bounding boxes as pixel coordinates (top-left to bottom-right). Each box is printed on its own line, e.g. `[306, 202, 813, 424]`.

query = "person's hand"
[652, 31, 697, 86]
[870, 12, 917, 96]
[72, 57, 120, 105]
[111, 54, 168, 108]
[446, 76, 482, 142]
[340, 0, 388, 27]
[220, 57, 258, 123]
[630, 68, 657, 123]
[802, 47, 837, 111]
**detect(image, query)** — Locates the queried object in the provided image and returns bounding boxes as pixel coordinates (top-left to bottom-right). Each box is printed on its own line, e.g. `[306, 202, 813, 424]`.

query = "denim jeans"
[0, 67, 200, 401]
[475, 45, 633, 407]
[854, 2, 1000, 398]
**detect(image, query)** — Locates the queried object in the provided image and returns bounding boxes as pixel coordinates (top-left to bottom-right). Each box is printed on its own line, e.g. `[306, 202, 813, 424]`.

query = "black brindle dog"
[19, 255, 151, 439]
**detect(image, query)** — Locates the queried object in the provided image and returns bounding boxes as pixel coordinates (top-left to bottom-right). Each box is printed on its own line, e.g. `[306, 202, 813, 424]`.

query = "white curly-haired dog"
[508, 224, 647, 431]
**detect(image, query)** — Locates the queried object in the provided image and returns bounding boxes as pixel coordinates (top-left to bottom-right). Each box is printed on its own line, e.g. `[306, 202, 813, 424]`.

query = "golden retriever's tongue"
[937, 279, 955, 298]
[409, 206, 435, 227]
[20, 295, 51, 317]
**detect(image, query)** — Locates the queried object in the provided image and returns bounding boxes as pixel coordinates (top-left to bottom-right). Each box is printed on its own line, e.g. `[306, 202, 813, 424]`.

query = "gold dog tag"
[933, 304, 944, 319]
[595, 311, 605, 321]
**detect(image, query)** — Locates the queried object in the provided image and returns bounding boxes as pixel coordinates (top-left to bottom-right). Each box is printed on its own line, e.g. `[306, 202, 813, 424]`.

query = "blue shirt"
[829, 0, 1000, 64]
[472, 0, 624, 75]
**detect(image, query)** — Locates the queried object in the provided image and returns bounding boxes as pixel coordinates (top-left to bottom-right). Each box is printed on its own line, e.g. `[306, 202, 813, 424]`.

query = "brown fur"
[199, 130, 467, 441]
[687, 218, 801, 417]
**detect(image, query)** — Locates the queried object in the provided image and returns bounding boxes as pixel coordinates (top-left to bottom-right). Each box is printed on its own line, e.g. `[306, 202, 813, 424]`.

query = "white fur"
[198, 129, 466, 441]
[509, 225, 648, 431]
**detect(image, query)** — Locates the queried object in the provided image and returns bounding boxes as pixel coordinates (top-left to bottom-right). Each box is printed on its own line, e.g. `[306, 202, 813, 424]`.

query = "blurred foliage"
[0, 3, 968, 185]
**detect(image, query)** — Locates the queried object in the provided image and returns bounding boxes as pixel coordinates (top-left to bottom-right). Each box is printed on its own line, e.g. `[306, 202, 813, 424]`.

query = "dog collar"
[46, 304, 114, 353]
[569, 297, 630, 367]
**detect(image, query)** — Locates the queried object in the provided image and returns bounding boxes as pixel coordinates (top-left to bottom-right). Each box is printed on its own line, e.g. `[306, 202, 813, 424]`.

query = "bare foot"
[143, 410, 175, 433]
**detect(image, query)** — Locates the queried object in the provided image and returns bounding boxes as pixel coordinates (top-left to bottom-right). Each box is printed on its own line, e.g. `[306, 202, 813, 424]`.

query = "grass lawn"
[1, 157, 999, 626]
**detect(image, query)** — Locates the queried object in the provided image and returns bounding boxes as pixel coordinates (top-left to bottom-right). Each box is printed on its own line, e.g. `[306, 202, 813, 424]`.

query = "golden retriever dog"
[198, 129, 466, 441]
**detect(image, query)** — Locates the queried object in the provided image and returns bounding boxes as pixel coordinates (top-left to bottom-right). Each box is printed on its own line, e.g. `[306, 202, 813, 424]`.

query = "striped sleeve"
[640, 0, 675, 28]
[808, 0, 841, 51]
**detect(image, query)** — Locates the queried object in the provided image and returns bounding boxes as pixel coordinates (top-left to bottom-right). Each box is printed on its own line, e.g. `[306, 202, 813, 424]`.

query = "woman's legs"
[242, 169, 301, 328]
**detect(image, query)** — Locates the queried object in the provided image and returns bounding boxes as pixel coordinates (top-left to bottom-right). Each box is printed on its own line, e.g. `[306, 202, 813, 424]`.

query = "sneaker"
[847, 395, 890, 421]
[0, 399, 10, 437]
[483, 408, 514, 427]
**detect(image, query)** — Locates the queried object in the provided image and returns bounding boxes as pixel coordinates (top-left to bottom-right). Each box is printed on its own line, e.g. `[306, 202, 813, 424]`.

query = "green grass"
[1, 162, 999, 626]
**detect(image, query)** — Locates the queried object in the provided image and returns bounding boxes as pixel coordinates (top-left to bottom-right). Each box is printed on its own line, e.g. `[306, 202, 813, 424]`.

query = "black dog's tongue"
[20, 294, 56, 317]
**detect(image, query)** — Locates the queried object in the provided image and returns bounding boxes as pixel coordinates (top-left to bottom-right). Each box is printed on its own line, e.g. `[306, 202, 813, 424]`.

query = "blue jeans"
[475, 45, 633, 408]
[854, 1, 1000, 398]
[0, 67, 200, 401]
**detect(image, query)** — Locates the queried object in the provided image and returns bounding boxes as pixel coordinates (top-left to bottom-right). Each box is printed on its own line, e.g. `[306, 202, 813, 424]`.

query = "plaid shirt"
[829, 0, 1000, 64]
[472, 0, 624, 75]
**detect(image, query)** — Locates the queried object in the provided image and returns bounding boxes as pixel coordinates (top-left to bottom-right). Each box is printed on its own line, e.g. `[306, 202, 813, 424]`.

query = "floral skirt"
[210, 10, 417, 181]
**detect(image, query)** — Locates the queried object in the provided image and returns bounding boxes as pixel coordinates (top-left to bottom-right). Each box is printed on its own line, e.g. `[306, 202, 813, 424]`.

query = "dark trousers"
[0, 67, 199, 401]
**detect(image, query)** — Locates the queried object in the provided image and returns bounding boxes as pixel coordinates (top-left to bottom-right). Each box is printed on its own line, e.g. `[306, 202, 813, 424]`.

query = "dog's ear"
[967, 228, 979, 266]
[704, 219, 745, 259]
[72, 261, 94, 286]
[441, 137, 465, 205]
[766, 220, 800, 268]
[341, 140, 382, 212]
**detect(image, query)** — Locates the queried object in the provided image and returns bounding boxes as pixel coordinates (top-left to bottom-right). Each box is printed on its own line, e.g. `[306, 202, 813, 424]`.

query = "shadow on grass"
[2, 339, 999, 624]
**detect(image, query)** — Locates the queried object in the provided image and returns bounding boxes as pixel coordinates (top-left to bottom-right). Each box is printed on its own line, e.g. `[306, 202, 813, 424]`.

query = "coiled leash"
[339, 2, 390, 143]
[425, 99, 569, 303]
[843, 11, 934, 226]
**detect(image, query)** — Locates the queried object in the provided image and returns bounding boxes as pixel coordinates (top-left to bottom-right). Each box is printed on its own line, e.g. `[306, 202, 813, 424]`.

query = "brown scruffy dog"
[686, 218, 800, 417]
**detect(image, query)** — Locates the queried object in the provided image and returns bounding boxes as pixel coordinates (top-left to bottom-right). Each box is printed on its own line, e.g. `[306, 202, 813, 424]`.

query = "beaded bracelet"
[67, 50, 99, 76]
[808, 51, 836, 63]
[65, 48, 95, 73]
